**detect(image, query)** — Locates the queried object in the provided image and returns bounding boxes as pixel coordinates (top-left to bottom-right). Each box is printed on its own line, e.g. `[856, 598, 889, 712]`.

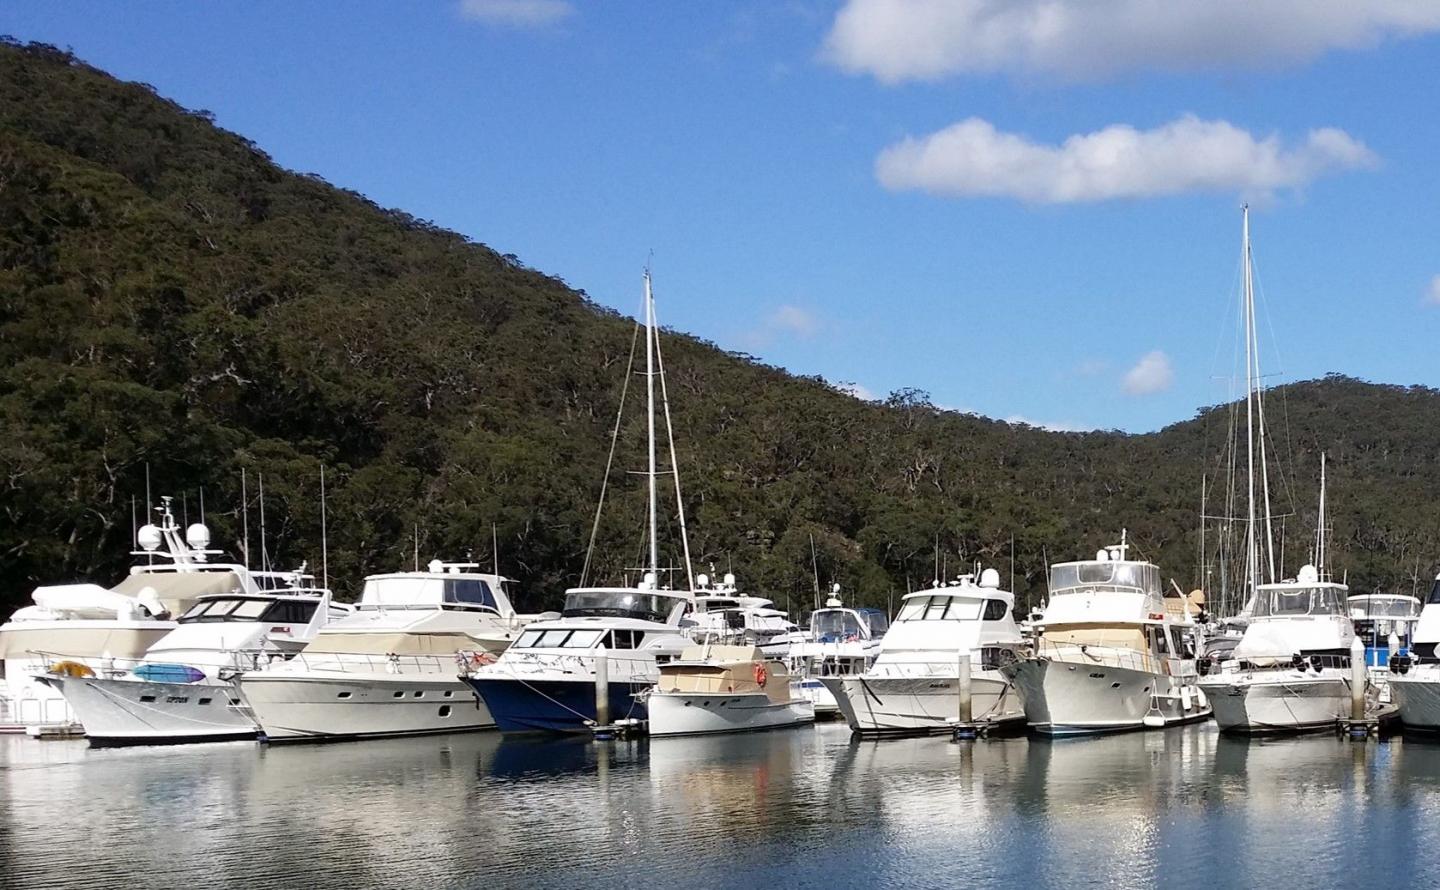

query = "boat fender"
[754, 664, 768, 688]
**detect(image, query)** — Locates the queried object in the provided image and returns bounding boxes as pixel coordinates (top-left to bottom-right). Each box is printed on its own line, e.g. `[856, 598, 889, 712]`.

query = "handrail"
[458, 648, 660, 683]
[1031, 640, 1197, 678]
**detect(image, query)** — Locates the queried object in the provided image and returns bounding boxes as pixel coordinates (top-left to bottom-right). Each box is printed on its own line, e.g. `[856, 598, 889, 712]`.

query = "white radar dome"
[137, 524, 162, 552]
[723, 573, 736, 587]
[427, 559, 443, 574]
[1297, 564, 1319, 584]
[979, 568, 1001, 589]
[640, 572, 657, 591]
[1095, 550, 1109, 562]
[696, 573, 710, 589]
[185, 523, 211, 549]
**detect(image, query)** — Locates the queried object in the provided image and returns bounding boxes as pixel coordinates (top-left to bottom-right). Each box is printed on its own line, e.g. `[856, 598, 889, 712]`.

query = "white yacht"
[1380, 575, 1440, 730]
[647, 644, 813, 736]
[822, 568, 1026, 735]
[235, 562, 538, 743]
[1001, 535, 1211, 735]
[461, 270, 696, 734]
[786, 589, 888, 717]
[685, 572, 799, 658]
[44, 570, 346, 746]
[1, 498, 246, 734]
[1197, 566, 1355, 733]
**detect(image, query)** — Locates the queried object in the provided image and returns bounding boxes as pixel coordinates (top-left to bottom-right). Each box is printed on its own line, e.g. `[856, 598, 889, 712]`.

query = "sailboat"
[459, 271, 695, 733]
[1195, 208, 1357, 734]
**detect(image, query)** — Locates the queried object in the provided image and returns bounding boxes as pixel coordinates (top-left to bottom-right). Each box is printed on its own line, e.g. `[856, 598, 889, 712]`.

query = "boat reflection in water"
[2, 726, 1437, 888]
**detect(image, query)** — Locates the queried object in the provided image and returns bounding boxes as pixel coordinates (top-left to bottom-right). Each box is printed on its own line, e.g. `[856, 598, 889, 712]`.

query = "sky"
[4, 1, 1439, 432]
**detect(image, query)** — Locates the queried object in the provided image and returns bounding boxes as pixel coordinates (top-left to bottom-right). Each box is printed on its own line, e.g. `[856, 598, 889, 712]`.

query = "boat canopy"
[1348, 594, 1421, 620]
[111, 570, 246, 615]
[1049, 561, 1160, 597]
[809, 607, 888, 640]
[1250, 583, 1347, 618]
[360, 575, 503, 611]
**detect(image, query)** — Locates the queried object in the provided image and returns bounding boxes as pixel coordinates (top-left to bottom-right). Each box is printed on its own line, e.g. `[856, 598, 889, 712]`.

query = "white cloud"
[458, 0, 574, 28]
[1123, 350, 1174, 396]
[1005, 414, 1090, 432]
[837, 381, 877, 401]
[823, 0, 1440, 84]
[1426, 275, 1440, 306]
[875, 115, 1376, 204]
[770, 304, 819, 338]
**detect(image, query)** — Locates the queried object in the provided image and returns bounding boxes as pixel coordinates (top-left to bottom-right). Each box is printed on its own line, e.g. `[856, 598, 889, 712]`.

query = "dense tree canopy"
[3, 39, 1438, 617]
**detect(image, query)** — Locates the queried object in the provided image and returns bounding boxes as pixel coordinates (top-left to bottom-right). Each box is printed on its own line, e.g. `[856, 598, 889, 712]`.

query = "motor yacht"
[786, 588, 888, 718]
[1, 497, 244, 734]
[822, 568, 1026, 736]
[1381, 575, 1440, 730]
[646, 644, 813, 736]
[43, 567, 347, 745]
[685, 572, 799, 658]
[1001, 534, 1211, 735]
[236, 562, 539, 743]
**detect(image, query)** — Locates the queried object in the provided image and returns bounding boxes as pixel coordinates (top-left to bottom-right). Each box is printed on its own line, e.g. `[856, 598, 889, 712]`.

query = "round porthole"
[438, 705, 452, 718]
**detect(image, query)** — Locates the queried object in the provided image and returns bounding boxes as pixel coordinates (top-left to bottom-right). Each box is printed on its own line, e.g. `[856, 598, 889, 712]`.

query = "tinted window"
[982, 599, 1008, 621]
[444, 579, 497, 609]
[261, 601, 319, 624]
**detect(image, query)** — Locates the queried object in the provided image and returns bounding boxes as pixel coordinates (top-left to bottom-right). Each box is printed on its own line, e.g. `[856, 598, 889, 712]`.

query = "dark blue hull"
[464, 676, 651, 734]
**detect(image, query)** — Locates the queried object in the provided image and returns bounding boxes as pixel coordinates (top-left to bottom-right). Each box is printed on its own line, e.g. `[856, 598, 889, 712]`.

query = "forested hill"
[3, 39, 1438, 616]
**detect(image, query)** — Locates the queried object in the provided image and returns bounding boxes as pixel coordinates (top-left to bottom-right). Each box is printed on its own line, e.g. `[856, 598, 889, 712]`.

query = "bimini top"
[358, 562, 517, 616]
[1048, 557, 1162, 599]
[561, 587, 691, 625]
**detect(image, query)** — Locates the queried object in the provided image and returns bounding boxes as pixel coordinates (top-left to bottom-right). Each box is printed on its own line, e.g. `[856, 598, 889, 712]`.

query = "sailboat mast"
[644, 270, 659, 581]
[1317, 452, 1327, 575]
[1242, 205, 1259, 600]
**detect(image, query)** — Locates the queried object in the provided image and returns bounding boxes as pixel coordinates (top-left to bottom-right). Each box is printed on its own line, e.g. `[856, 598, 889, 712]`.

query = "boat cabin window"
[812, 610, 866, 640]
[515, 629, 544, 648]
[1170, 628, 1195, 660]
[260, 600, 319, 624]
[608, 630, 640, 649]
[982, 599, 1009, 621]
[944, 598, 982, 621]
[1253, 585, 1347, 617]
[561, 630, 604, 648]
[896, 598, 928, 621]
[443, 578, 498, 610]
[1426, 580, 1440, 606]
[180, 598, 277, 623]
[562, 590, 681, 623]
[860, 610, 889, 636]
[1348, 597, 1418, 619]
[1049, 562, 1160, 596]
[1148, 626, 1171, 656]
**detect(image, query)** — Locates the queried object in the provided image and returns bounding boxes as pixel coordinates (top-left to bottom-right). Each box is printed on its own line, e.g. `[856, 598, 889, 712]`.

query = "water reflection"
[1, 726, 1435, 889]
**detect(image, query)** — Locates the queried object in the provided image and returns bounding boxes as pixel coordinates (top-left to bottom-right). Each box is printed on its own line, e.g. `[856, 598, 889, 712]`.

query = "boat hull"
[1380, 672, 1440, 731]
[45, 675, 256, 746]
[821, 672, 1024, 736]
[464, 676, 651, 734]
[237, 671, 493, 743]
[1197, 671, 1350, 734]
[647, 691, 814, 736]
[1003, 659, 1210, 736]
[796, 677, 841, 717]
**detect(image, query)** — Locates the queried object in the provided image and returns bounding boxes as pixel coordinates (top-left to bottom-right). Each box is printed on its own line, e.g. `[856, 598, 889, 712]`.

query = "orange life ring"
[754, 663, 768, 688]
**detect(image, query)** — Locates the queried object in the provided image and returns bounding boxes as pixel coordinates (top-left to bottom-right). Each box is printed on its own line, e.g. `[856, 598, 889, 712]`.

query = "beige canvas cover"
[658, 645, 793, 703]
[302, 631, 500, 656]
[0, 625, 171, 660]
[111, 571, 246, 615]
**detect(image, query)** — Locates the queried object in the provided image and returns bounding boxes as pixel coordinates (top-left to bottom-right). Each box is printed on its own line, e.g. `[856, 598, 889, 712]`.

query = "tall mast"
[644, 270, 659, 582]
[1242, 205, 1259, 600]
[1316, 452, 1328, 575]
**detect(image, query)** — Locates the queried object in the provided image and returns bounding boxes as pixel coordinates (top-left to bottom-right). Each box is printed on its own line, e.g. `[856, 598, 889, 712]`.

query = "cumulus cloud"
[823, 0, 1440, 83]
[1123, 350, 1174, 396]
[1427, 275, 1440, 306]
[875, 115, 1376, 204]
[458, 0, 574, 28]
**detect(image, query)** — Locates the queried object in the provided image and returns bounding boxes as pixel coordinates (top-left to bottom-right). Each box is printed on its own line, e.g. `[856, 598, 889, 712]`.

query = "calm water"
[2, 723, 1437, 888]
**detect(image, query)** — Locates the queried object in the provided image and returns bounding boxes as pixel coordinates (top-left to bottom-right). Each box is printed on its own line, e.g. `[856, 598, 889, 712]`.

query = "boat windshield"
[860, 609, 889, 636]
[561, 589, 683, 623]
[895, 594, 982, 622]
[177, 596, 315, 625]
[512, 628, 606, 649]
[1428, 579, 1440, 606]
[1252, 585, 1347, 618]
[1049, 562, 1160, 596]
[811, 609, 866, 641]
[1349, 596, 1420, 619]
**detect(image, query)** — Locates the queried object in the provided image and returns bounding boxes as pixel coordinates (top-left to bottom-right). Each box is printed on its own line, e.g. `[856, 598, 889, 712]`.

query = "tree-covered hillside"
[3, 39, 1438, 616]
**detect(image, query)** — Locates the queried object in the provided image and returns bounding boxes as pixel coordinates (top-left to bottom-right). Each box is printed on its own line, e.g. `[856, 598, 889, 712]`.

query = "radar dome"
[723, 572, 737, 587]
[1298, 564, 1319, 583]
[640, 572, 657, 591]
[832, 582, 842, 594]
[137, 524, 162, 552]
[696, 573, 710, 589]
[185, 523, 211, 549]
[979, 568, 1001, 589]
[427, 559, 443, 574]
[1095, 549, 1109, 562]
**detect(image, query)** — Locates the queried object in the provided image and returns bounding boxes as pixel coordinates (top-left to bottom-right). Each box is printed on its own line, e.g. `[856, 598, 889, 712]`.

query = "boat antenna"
[131, 496, 137, 550]
[1316, 452, 1328, 576]
[241, 467, 250, 570]
[320, 464, 329, 591]
[643, 269, 660, 583]
[258, 473, 271, 573]
[1010, 534, 1015, 593]
[492, 522, 500, 577]
[651, 281, 695, 591]
[145, 462, 152, 528]
[199, 487, 205, 525]
[414, 522, 420, 572]
[182, 491, 189, 529]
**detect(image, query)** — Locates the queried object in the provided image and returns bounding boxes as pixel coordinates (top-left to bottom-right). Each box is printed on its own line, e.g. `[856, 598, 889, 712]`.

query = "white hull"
[795, 678, 840, 716]
[821, 672, 1024, 735]
[46, 675, 254, 745]
[647, 691, 813, 736]
[1198, 670, 1350, 734]
[1383, 672, 1440, 731]
[237, 671, 492, 742]
[1005, 659, 1211, 735]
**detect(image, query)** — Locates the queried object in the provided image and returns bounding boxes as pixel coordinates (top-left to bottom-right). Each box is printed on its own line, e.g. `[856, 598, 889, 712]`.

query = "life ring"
[754, 663, 768, 688]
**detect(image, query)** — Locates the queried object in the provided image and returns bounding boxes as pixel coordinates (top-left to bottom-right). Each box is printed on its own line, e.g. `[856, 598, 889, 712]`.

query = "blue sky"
[4, 1, 1439, 432]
